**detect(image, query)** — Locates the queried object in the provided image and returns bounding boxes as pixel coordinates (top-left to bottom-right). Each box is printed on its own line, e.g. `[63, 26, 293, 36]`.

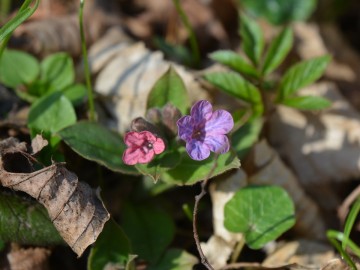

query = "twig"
[338, 184, 360, 224]
[193, 154, 220, 270]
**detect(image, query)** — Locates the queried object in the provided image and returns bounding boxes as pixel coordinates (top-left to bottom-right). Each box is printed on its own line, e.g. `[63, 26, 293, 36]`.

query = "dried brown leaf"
[0, 138, 110, 256]
[31, 134, 48, 155]
[4, 245, 50, 270]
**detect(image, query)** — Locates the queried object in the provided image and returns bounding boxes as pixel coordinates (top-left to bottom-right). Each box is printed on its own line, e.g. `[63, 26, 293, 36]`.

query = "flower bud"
[162, 103, 182, 138]
[146, 108, 162, 124]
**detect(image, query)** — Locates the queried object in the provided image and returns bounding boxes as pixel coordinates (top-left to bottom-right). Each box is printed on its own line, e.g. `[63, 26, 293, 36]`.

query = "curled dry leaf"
[90, 30, 209, 132]
[321, 258, 360, 270]
[0, 137, 110, 257]
[247, 140, 327, 239]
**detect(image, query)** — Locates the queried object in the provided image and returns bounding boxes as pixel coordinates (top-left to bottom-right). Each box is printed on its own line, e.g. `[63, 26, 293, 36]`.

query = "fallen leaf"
[0, 137, 110, 256]
[31, 134, 48, 155]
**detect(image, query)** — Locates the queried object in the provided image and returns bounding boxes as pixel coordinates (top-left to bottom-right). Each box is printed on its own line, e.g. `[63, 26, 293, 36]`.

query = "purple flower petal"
[190, 100, 213, 125]
[186, 140, 210, 161]
[204, 134, 230, 154]
[177, 115, 194, 141]
[205, 110, 234, 135]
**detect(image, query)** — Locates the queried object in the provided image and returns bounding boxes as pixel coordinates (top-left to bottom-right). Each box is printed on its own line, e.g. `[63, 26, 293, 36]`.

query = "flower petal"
[153, 138, 165, 154]
[205, 110, 234, 135]
[177, 115, 194, 141]
[204, 134, 230, 154]
[138, 150, 155, 164]
[123, 147, 142, 165]
[124, 131, 146, 147]
[190, 100, 213, 125]
[141, 130, 157, 143]
[186, 140, 210, 161]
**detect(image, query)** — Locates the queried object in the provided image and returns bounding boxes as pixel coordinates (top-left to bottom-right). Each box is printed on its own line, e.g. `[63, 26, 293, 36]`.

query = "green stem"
[0, 0, 11, 22]
[79, 0, 95, 121]
[230, 236, 246, 263]
[343, 198, 360, 251]
[172, 0, 200, 67]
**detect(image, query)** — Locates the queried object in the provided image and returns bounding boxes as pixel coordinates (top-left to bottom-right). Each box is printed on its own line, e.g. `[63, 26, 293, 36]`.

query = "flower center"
[141, 141, 153, 153]
[191, 129, 204, 140]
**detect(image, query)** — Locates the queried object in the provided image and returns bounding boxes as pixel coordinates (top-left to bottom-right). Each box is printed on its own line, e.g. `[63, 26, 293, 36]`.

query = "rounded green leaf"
[62, 83, 87, 105]
[88, 219, 131, 270]
[28, 92, 76, 135]
[58, 121, 138, 174]
[224, 185, 295, 249]
[209, 50, 259, 78]
[278, 55, 331, 99]
[0, 49, 39, 88]
[281, 96, 331, 110]
[148, 248, 198, 270]
[146, 66, 190, 114]
[41, 52, 74, 91]
[240, 0, 316, 25]
[122, 203, 175, 265]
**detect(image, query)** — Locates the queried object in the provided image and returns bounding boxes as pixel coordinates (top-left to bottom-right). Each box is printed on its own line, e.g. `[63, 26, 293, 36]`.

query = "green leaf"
[161, 148, 240, 185]
[148, 249, 198, 270]
[343, 198, 360, 251]
[146, 66, 190, 114]
[240, 0, 316, 25]
[262, 27, 293, 75]
[41, 52, 75, 91]
[232, 117, 263, 159]
[88, 219, 131, 270]
[58, 121, 138, 175]
[278, 55, 331, 99]
[0, 192, 63, 245]
[136, 150, 181, 183]
[224, 185, 295, 249]
[62, 83, 87, 105]
[122, 203, 175, 265]
[240, 14, 264, 66]
[0, 49, 40, 88]
[28, 92, 76, 136]
[204, 72, 262, 105]
[281, 96, 331, 110]
[209, 50, 258, 78]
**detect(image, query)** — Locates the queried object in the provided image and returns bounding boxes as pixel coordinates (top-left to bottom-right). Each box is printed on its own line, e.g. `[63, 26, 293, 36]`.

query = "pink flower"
[123, 131, 165, 165]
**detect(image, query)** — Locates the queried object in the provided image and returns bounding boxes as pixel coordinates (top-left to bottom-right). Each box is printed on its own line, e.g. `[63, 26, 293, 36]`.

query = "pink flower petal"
[138, 150, 155, 164]
[153, 138, 165, 154]
[124, 131, 146, 147]
[123, 147, 142, 165]
[141, 130, 157, 143]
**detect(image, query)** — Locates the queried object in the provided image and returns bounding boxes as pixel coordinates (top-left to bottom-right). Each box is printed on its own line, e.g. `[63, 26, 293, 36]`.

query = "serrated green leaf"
[240, 0, 316, 25]
[204, 72, 261, 104]
[148, 248, 198, 270]
[28, 92, 76, 136]
[281, 96, 331, 110]
[209, 50, 258, 78]
[262, 27, 293, 75]
[58, 121, 138, 174]
[41, 52, 74, 91]
[224, 185, 295, 249]
[122, 204, 175, 265]
[278, 55, 331, 99]
[240, 14, 264, 66]
[146, 66, 190, 114]
[136, 150, 181, 183]
[0, 49, 40, 88]
[161, 148, 240, 185]
[0, 192, 63, 245]
[88, 219, 131, 270]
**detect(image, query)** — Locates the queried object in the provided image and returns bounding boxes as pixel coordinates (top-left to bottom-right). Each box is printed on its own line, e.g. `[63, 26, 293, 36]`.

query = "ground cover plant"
[0, 0, 360, 269]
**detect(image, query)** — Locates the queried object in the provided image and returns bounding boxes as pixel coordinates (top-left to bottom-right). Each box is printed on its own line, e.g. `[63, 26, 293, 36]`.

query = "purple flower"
[177, 100, 234, 161]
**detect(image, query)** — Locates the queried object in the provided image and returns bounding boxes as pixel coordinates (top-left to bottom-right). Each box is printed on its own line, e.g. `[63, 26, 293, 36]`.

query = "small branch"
[193, 154, 220, 270]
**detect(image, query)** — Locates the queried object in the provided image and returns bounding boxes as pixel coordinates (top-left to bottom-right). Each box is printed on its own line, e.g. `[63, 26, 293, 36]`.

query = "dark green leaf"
[58, 121, 138, 175]
[122, 204, 175, 265]
[161, 148, 240, 185]
[278, 55, 331, 99]
[232, 117, 263, 159]
[41, 52, 75, 91]
[88, 219, 131, 270]
[136, 150, 181, 183]
[240, 0, 316, 25]
[0, 49, 39, 88]
[28, 92, 76, 135]
[204, 72, 262, 110]
[224, 185, 295, 249]
[281, 96, 331, 110]
[209, 50, 258, 78]
[240, 14, 264, 66]
[148, 249, 198, 270]
[262, 27, 293, 75]
[0, 192, 63, 245]
[146, 66, 190, 114]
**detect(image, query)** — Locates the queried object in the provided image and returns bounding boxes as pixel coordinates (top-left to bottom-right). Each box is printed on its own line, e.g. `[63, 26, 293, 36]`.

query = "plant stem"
[230, 236, 246, 263]
[79, 0, 95, 121]
[172, 0, 200, 67]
